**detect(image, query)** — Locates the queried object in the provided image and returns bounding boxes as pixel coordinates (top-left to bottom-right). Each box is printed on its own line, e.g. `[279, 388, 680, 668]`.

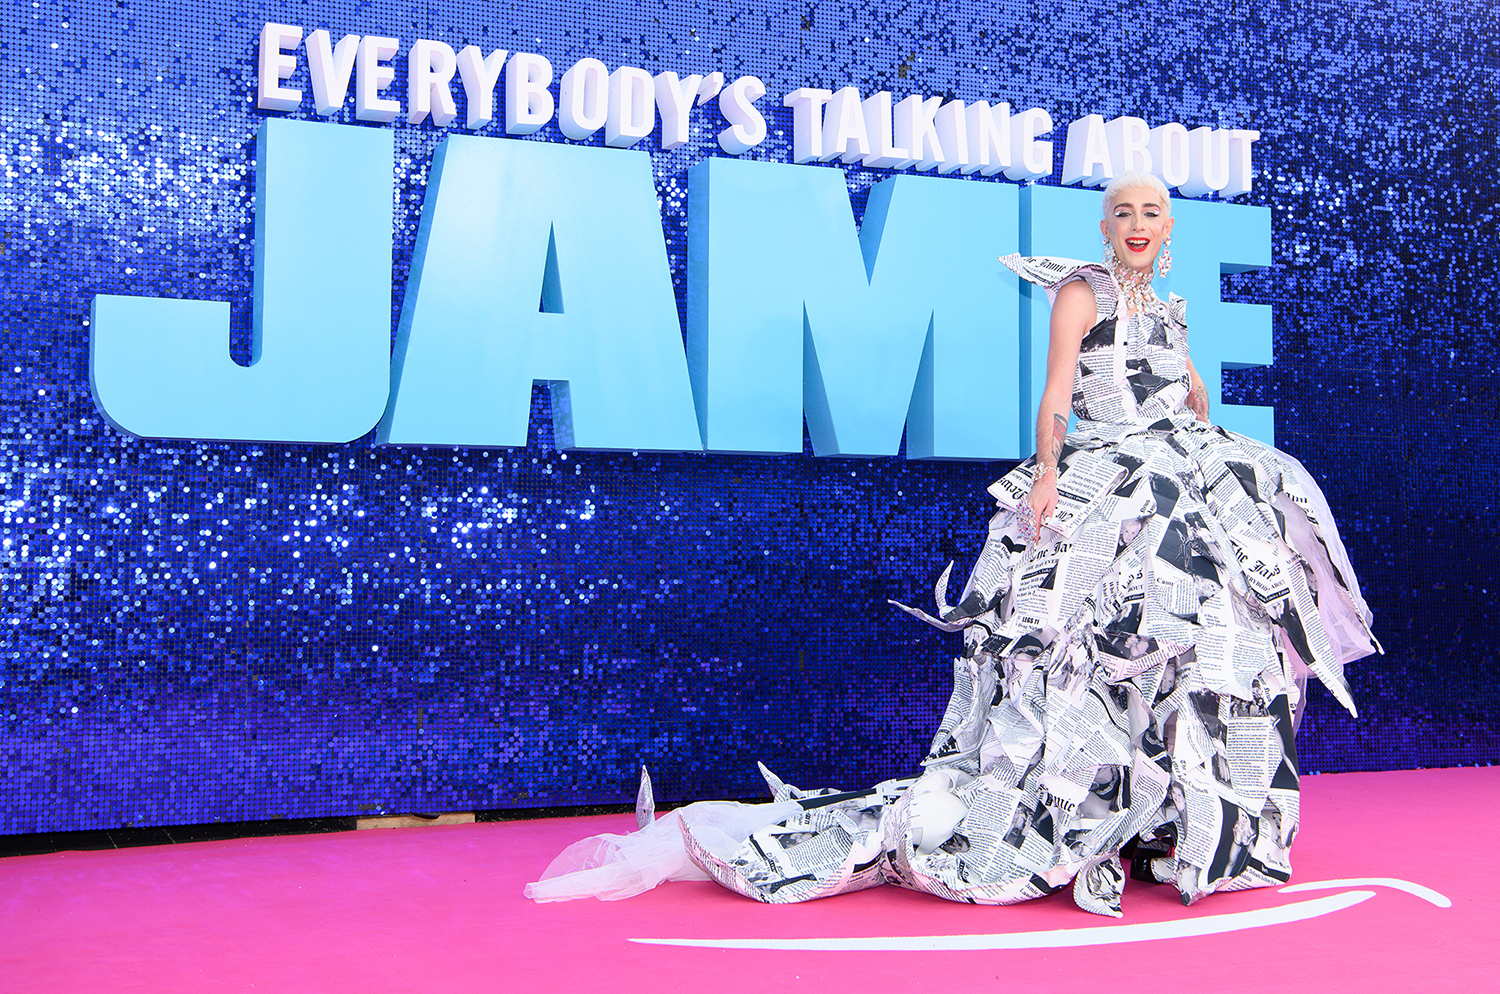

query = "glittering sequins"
[0, 0, 1491, 833]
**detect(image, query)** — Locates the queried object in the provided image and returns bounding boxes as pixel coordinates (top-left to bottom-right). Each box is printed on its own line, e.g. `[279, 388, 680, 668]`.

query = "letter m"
[687, 159, 1020, 458]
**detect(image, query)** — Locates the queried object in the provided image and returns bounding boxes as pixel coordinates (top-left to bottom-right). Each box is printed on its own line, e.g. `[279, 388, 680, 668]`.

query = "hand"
[1027, 472, 1058, 538]
[1187, 382, 1210, 422]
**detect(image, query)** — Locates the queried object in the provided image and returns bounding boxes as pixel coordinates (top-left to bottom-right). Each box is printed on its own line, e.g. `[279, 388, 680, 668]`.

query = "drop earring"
[1156, 237, 1172, 277]
[1103, 236, 1117, 268]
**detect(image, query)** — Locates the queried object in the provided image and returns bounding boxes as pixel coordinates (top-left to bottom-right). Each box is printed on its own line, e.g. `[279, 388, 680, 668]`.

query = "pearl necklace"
[1109, 260, 1161, 318]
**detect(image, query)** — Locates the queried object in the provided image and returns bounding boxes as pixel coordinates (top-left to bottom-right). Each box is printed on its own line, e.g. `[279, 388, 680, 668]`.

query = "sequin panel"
[0, 0, 1494, 832]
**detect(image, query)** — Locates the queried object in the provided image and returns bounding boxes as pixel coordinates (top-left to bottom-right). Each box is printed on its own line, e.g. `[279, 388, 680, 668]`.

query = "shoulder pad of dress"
[999, 254, 1098, 288]
[999, 255, 1118, 318]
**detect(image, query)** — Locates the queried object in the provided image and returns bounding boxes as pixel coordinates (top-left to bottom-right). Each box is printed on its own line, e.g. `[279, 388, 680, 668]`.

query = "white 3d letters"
[894, 94, 944, 171]
[963, 101, 1010, 176]
[717, 75, 767, 154]
[1105, 116, 1152, 175]
[784, 87, 832, 163]
[408, 40, 458, 127]
[933, 100, 969, 174]
[607, 66, 656, 148]
[862, 92, 911, 168]
[696, 72, 724, 105]
[247, 24, 1260, 198]
[1061, 113, 1112, 186]
[506, 52, 554, 135]
[560, 58, 610, 140]
[1224, 129, 1260, 197]
[1149, 122, 1191, 189]
[306, 30, 360, 116]
[1179, 126, 1230, 197]
[821, 86, 870, 162]
[257, 23, 302, 111]
[656, 71, 705, 150]
[1005, 108, 1053, 181]
[456, 46, 507, 130]
[356, 36, 401, 122]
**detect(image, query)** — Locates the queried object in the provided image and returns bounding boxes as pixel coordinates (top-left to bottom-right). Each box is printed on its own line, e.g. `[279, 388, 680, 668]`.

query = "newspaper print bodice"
[1000, 255, 1190, 426]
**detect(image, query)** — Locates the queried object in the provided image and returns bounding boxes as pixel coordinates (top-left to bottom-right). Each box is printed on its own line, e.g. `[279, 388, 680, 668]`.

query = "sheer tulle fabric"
[523, 800, 801, 902]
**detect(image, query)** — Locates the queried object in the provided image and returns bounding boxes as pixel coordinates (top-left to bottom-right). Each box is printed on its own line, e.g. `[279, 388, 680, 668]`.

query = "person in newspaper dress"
[526, 171, 1380, 916]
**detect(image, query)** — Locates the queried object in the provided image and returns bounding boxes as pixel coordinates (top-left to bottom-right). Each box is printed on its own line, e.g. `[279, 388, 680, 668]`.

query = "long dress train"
[527, 256, 1380, 916]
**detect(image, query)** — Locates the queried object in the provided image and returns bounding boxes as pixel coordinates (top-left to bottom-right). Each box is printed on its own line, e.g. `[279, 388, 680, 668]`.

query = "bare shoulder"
[1055, 277, 1096, 309]
[1050, 278, 1096, 339]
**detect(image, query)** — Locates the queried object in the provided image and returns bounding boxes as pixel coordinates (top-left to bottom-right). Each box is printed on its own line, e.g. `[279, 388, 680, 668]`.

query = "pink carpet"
[3, 767, 1494, 992]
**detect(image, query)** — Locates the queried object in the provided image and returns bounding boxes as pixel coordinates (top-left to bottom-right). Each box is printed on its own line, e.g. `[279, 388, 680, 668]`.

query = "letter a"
[380, 137, 702, 452]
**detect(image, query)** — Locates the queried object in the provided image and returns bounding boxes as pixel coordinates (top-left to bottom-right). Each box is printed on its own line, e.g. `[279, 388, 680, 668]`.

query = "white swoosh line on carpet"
[633, 891, 1377, 951]
[1278, 877, 1452, 907]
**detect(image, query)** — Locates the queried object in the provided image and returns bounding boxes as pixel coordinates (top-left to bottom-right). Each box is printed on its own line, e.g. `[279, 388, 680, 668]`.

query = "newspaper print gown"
[528, 257, 1381, 915]
[665, 256, 1382, 916]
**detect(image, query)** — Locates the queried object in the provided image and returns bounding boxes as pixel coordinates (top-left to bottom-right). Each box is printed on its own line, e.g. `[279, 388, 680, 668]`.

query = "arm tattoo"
[1049, 413, 1066, 464]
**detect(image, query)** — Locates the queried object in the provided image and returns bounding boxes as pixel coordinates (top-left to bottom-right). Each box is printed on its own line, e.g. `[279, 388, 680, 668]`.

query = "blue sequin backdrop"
[1, 0, 1494, 833]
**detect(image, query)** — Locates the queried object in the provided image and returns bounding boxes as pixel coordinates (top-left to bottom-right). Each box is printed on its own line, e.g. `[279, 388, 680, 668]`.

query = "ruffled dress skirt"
[527, 257, 1379, 916]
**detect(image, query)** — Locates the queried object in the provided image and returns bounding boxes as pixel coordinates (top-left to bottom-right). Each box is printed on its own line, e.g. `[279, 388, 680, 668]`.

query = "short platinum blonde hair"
[1102, 171, 1172, 215]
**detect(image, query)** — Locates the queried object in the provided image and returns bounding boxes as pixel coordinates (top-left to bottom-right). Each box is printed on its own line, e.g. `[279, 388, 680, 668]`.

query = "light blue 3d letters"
[90, 124, 1272, 456]
[1164, 198, 1273, 443]
[378, 137, 702, 451]
[687, 159, 1020, 458]
[91, 119, 393, 443]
